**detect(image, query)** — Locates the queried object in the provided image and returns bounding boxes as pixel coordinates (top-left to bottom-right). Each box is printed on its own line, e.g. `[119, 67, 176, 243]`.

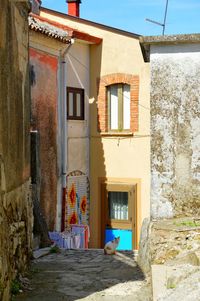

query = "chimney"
[31, 0, 42, 15]
[67, 0, 81, 17]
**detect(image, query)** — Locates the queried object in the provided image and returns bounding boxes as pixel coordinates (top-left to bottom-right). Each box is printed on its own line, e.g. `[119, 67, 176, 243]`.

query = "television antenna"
[146, 0, 169, 35]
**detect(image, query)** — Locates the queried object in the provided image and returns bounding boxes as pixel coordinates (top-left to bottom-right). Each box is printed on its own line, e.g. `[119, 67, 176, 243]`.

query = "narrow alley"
[14, 249, 151, 301]
[1, 1, 199, 301]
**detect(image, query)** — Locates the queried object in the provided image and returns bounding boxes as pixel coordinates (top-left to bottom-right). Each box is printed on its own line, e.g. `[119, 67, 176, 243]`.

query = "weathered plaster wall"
[30, 48, 58, 230]
[0, 1, 32, 300]
[151, 44, 200, 218]
[29, 35, 91, 231]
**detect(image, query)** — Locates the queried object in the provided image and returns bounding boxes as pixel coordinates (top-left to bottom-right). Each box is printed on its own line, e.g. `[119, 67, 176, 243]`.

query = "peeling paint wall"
[150, 44, 200, 218]
[0, 1, 32, 300]
[30, 48, 58, 230]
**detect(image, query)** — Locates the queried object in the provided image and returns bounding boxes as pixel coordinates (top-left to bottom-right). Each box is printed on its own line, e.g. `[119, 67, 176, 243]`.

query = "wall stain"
[151, 50, 200, 218]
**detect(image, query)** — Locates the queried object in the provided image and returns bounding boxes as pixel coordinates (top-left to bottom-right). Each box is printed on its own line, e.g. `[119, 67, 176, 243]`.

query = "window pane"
[123, 84, 130, 129]
[110, 85, 118, 130]
[68, 92, 74, 116]
[108, 191, 128, 220]
[76, 93, 81, 117]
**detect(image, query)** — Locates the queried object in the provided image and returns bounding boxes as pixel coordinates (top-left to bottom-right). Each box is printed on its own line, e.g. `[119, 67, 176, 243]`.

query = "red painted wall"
[30, 48, 58, 230]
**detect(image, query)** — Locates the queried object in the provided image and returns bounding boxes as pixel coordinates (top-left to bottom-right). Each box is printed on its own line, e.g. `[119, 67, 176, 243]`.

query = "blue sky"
[42, 0, 200, 36]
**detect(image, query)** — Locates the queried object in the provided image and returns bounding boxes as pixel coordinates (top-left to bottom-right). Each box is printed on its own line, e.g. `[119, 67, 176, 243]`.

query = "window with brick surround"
[107, 84, 131, 131]
[97, 74, 139, 133]
[67, 87, 84, 120]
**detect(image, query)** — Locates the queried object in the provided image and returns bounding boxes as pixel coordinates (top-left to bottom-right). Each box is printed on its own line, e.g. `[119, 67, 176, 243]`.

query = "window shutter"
[110, 85, 118, 130]
[123, 84, 130, 130]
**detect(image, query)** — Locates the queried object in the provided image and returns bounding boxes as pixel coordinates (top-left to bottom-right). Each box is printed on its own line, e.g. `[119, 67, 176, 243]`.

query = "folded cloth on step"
[71, 224, 89, 249]
[49, 231, 81, 249]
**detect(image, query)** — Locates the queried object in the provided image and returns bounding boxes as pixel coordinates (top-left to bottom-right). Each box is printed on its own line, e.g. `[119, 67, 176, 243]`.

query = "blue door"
[105, 228, 132, 250]
[102, 185, 135, 251]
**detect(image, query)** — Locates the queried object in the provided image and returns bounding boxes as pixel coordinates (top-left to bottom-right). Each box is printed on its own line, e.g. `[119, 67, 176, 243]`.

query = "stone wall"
[138, 217, 200, 273]
[0, 1, 33, 300]
[150, 44, 200, 218]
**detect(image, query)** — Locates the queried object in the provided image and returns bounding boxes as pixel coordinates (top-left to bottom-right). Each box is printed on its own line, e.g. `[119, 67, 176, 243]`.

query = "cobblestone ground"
[14, 249, 152, 301]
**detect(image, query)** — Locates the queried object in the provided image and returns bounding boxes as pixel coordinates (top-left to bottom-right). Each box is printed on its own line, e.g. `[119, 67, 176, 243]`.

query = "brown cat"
[104, 236, 120, 255]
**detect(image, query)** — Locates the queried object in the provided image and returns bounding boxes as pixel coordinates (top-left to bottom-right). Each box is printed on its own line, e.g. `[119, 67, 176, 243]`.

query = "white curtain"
[109, 192, 128, 220]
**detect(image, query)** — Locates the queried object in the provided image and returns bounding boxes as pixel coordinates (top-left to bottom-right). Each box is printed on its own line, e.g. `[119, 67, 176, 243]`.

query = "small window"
[108, 191, 128, 220]
[67, 87, 84, 120]
[107, 84, 130, 131]
[101, 182, 135, 231]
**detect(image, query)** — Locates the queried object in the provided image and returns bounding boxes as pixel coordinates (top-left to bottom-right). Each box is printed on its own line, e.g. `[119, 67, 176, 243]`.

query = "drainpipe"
[60, 39, 75, 232]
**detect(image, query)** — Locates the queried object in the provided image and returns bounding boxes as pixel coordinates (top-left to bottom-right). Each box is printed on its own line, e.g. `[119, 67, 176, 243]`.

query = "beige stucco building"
[34, 0, 150, 250]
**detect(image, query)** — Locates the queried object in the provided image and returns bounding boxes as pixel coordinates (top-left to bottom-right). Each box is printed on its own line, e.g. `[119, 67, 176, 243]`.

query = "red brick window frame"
[97, 73, 139, 133]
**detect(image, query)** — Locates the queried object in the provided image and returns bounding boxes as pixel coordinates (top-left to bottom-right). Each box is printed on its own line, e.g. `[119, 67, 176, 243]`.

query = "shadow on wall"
[89, 42, 139, 250]
[89, 42, 107, 248]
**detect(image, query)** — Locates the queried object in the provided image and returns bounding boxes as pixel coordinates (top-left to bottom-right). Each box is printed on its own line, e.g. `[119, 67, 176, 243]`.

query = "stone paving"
[14, 249, 151, 301]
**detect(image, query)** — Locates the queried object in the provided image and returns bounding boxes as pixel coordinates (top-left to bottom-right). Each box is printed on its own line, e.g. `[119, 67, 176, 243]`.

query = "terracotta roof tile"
[29, 15, 72, 43]
[29, 13, 102, 45]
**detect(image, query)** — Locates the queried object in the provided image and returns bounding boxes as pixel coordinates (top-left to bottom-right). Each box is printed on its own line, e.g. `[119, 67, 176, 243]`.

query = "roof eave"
[73, 30, 102, 45]
[140, 33, 200, 62]
[29, 12, 102, 45]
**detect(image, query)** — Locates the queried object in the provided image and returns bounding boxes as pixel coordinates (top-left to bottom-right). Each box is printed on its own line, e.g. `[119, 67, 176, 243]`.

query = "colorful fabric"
[66, 174, 89, 227]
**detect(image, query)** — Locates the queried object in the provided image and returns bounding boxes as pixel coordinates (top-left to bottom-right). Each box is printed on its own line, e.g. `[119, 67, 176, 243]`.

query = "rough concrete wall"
[151, 44, 200, 218]
[30, 48, 58, 230]
[0, 1, 32, 300]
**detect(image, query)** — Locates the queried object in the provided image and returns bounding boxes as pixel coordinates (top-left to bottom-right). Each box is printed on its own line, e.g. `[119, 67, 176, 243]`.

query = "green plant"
[50, 245, 60, 253]
[174, 220, 200, 228]
[10, 279, 21, 295]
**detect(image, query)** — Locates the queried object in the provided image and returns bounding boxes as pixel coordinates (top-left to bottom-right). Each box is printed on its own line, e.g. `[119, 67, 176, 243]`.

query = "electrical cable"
[67, 51, 150, 111]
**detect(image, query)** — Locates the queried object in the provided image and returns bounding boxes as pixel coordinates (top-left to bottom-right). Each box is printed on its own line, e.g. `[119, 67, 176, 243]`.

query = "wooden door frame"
[99, 178, 140, 250]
